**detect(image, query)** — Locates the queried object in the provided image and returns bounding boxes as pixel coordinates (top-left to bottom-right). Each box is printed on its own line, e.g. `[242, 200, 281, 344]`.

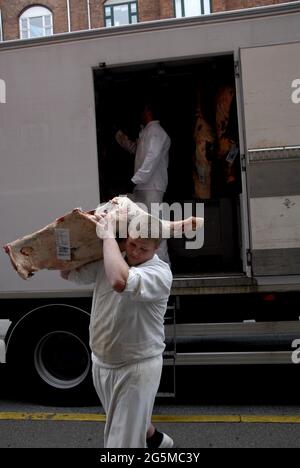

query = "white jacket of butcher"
[115, 120, 170, 192]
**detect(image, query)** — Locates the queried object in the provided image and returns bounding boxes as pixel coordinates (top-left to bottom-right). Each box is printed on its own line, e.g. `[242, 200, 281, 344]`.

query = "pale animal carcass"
[3, 197, 203, 279]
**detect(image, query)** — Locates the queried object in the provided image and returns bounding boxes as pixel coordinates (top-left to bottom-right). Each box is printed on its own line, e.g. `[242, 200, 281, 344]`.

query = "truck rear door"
[240, 42, 300, 276]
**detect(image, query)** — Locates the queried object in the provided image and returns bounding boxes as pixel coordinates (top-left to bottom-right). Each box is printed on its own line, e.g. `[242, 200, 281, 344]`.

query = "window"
[175, 0, 211, 18]
[104, 1, 138, 27]
[20, 6, 53, 39]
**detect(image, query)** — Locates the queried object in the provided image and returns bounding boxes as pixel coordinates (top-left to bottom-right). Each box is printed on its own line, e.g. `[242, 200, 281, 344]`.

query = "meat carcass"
[215, 85, 235, 142]
[193, 109, 215, 199]
[215, 85, 237, 184]
[3, 208, 101, 280]
[3, 197, 203, 280]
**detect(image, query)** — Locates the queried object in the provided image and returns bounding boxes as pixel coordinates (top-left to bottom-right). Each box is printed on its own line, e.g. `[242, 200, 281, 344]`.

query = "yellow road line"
[241, 415, 300, 424]
[0, 412, 106, 421]
[152, 415, 240, 423]
[1, 412, 300, 423]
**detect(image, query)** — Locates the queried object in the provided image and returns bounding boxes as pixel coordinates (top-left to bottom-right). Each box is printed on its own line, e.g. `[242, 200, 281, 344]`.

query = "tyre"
[6, 304, 96, 405]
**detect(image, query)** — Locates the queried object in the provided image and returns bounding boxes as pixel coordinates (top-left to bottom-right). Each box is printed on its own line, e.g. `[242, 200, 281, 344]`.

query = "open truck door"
[240, 42, 300, 276]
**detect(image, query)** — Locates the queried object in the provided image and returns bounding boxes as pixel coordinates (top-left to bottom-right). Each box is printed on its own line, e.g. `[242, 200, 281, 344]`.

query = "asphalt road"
[1, 364, 300, 449]
[1, 400, 300, 448]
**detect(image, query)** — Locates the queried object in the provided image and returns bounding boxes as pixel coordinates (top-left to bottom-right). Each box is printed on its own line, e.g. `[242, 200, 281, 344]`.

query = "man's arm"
[96, 214, 129, 293]
[115, 130, 137, 155]
[103, 238, 129, 292]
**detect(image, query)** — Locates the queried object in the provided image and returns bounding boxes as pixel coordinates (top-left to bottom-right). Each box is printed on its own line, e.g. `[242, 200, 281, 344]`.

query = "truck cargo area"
[93, 54, 243, 276]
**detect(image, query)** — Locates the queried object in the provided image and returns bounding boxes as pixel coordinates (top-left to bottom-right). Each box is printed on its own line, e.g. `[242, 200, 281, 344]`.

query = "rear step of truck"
[164, 320, 300, 366]
[159, 307, 300, 397]
[172, 274, 256, 294]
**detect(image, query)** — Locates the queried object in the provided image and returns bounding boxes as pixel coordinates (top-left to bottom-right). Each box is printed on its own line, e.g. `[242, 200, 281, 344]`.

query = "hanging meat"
[215, 85, 238, 185]
[193, 108, 215, 199]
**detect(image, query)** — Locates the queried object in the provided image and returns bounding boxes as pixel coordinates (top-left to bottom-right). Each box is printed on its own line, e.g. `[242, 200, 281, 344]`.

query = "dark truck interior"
[93, 54, 243, 275]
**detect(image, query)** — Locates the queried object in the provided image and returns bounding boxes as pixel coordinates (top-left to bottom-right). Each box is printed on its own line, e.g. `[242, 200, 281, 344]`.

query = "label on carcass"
[55, 229, 71, 261]
[226, 143, 239, 163]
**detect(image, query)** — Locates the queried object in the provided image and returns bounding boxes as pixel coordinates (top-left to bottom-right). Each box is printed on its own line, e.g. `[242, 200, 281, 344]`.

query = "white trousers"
[131, 190, 170, 264]
[92, 355, 163, 448]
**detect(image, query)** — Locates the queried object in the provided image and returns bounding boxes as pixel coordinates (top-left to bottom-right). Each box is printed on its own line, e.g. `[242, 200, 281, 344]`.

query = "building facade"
[0, 0, 294, 41]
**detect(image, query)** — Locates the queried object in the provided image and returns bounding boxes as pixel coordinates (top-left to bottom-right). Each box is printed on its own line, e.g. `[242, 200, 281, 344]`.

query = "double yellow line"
[1, 412, 300, 423]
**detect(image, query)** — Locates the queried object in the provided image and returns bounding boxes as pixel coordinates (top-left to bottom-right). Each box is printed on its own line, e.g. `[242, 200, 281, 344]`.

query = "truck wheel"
[6, 305, 95, 405]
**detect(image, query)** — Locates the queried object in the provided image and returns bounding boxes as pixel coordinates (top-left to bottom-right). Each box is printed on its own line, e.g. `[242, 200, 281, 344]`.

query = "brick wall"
[90, 0, 105, 29]
[0, 0, 101, 40]
[138, 0, 160, 22]
[0, 0, 295, 41]
[159, 0, 174, 19]
[213, 0, 227, 12]
[69, 0, 88, 31]
[0, 0, 68, 40]
[222, 0, 289, 10]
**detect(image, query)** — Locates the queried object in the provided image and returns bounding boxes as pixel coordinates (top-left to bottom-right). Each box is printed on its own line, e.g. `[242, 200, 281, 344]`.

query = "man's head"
[140, 101, 160, 126]
[125, 213, 162, 265]
[125, 236, 159, 266]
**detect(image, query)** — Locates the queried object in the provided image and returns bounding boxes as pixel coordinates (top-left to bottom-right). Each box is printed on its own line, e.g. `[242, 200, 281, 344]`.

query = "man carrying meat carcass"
[60, 211, 174, 448]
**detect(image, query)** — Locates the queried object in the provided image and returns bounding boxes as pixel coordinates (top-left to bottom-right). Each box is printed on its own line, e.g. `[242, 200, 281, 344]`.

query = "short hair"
[141, 99, 160, 120]
[128, 214, 163, 246]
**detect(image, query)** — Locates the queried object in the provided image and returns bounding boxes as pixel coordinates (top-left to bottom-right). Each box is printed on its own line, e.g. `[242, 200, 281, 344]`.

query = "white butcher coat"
[68, 254, 172, 366]
[116, 120, 170, 192]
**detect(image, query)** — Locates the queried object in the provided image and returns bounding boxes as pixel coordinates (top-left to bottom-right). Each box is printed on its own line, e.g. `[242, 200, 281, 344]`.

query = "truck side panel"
[0, 43, 100, 293]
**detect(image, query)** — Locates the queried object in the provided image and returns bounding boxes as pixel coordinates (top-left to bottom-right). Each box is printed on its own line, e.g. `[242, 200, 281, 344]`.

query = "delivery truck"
[1, 2, 300, 401]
